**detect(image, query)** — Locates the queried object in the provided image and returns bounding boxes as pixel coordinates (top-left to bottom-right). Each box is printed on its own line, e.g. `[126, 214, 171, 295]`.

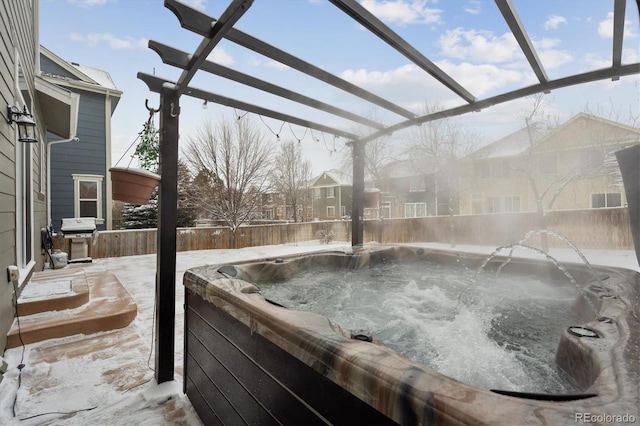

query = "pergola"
[138, 0, 640, 383]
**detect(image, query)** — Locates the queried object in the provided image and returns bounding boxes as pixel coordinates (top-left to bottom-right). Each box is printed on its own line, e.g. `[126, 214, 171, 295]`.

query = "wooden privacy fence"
[90, 208, 633, 259]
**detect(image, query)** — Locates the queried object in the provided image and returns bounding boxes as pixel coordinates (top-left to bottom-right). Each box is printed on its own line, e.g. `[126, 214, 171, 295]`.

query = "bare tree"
[270, 140, 312, 222]
[409, 103, 479, 213]
[513, 96, 639, 250]
[339, 111, 400, 183]
[407, 103, 480, 246]
[183, 116, 273, 248]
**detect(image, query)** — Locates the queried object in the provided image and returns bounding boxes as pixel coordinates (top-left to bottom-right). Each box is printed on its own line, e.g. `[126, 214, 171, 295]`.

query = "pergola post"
[351, 140, 365, 246]
[155, 86, 180, 383]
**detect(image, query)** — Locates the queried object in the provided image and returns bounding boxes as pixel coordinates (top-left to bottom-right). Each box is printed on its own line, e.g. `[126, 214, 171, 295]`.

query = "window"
[341, 205, 346, 217]
[405, 202, 427, 218]
[592, 193, 622, 208]
[381, 201, 391, 218]
[538, 153, 557, 174]
[326, 206, 336, 218]
[581, 149, 604, 170]
[486, 197, 501, 213]
[409, 176, 426, 192]
[313, 188, 321, 198]
[504, 196, 521, 212]
[471, 193, 483, 214]
[476, 162, 490, 178]
[73, 174, 104, 223]
[326, 187, 335, 198]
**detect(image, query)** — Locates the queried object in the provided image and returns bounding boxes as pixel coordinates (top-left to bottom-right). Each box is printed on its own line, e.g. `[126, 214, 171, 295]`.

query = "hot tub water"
[257, 259, 582, 394]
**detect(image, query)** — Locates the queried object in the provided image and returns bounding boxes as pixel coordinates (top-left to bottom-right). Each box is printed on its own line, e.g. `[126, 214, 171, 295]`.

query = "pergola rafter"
[148, 41, 385, 130]
[140, 0, 640, 384]
[164, 0, 416, 120]
[496, 0, 548, 86]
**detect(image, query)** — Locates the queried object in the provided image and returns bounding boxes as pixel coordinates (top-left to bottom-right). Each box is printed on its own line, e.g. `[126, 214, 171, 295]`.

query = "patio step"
[6, 269, 137, 349]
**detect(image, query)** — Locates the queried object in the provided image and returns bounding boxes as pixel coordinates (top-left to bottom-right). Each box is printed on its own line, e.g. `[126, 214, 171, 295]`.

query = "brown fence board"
[91, 208, 633, 258]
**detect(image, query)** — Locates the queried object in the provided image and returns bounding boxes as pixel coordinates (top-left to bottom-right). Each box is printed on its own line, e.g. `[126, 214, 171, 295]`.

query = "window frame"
[404, 202, 427, 218]
[325, 186, 335, 199]
[72, 174, 104, 224]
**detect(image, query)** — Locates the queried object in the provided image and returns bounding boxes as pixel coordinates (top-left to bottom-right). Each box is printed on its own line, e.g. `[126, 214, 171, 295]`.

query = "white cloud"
[464, 0, 481, 15]
[544, 15, 567, 30]
[70, 32, 148, 50]
[598, 12, 638, 39]
[437, 60, 524, 96]
[537, 49, 573, 69]
[438, 28, 519, 64]
[359, 0, 442, 26]
[532, 38, 573, 69]
[244, 56, 288, 70]
[265, 60, 290, 70]
[598, 12, 615, 38]
[207, 48, 234, 66]
[340, 60, 527, 105]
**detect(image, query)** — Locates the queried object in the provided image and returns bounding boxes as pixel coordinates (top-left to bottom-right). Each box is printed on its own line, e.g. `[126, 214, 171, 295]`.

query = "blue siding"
[49, 88, 107, 231]
[40, 54, 78, 80]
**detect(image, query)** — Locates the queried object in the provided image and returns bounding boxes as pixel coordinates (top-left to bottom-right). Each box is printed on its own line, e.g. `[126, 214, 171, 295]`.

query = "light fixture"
[7, 105, 37, 143]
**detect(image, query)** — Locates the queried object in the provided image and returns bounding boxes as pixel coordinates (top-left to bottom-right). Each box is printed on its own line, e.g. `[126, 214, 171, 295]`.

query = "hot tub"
[183, 245, 639, 425]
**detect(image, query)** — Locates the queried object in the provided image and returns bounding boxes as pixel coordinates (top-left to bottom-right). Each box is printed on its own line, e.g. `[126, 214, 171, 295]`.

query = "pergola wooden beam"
[149, 41, 385, 130]
[138, 72, 360, 140]
[164, 0, 416, 120]
[495, 0, 548, 86]
[152, 0, 253, 385]
[611, 0, 626, 78]
[329, 0, 476, 103]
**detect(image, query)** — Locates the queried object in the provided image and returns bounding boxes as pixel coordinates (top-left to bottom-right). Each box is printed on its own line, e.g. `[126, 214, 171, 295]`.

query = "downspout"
[47, 136, 79, 228]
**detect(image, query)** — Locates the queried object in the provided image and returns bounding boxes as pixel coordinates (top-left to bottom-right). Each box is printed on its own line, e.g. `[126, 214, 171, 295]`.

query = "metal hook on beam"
[145, 98, 160, 114]
[170, 102, 180, 118]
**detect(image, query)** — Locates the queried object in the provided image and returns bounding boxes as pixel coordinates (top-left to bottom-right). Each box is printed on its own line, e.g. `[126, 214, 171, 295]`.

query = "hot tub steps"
[6, 270, 137, 349]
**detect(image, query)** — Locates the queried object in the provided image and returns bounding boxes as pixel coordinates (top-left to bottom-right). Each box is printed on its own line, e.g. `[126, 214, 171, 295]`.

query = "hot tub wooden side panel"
[185, 288, 398, 426]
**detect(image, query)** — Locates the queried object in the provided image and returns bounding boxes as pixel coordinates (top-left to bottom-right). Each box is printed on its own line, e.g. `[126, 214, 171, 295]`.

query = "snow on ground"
[0, 241, 637, 425]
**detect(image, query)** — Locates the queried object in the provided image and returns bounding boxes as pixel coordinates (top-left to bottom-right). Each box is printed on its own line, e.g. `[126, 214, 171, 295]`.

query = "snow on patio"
[0, 241, 637, 425]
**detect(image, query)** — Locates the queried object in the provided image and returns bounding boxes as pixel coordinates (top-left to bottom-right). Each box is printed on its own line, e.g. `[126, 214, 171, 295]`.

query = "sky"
[39, 0, 640, 175]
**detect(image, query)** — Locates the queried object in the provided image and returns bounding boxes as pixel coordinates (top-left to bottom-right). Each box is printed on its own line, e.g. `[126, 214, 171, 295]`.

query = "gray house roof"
[311, 169, 352, 187]
[467, 123, 547, 161]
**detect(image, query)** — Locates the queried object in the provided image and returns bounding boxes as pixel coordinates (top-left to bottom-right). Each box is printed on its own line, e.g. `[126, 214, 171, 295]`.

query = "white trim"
[14, 49, 36, 275]
[72, 174, 104, 224]
[105, 91, 113, 229]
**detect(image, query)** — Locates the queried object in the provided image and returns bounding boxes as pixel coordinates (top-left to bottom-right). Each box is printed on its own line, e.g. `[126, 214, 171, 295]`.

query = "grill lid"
[61, 217, 97, 232]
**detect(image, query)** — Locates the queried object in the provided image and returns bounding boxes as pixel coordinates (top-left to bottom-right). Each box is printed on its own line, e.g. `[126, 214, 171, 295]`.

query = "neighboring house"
[310, 170, 352, 220]
[1, 1, 78, 349]
[260, 192, 295, 222]
[458, 113, 640, 215]
[40, 46, 122, 231]
[372, 157, 457, 219]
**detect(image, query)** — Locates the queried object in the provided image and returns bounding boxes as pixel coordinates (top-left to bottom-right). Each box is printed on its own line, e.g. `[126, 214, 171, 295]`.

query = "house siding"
[1, 0, 45, 351]
[50, 88, 107, 231]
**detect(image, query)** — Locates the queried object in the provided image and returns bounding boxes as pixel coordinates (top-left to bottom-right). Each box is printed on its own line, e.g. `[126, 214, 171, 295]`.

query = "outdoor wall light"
[7, 105, 37, 143]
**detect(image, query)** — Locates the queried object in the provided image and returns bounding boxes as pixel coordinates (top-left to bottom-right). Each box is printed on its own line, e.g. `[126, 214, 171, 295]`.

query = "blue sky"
[40, 0, 640, 174]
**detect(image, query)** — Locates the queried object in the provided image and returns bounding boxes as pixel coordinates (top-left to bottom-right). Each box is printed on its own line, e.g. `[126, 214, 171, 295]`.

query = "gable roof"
[467, 123, 548, 161]
[533, 112, 640, 152]
[39, 45, 122, 111]
[311, 169, 352, 187]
